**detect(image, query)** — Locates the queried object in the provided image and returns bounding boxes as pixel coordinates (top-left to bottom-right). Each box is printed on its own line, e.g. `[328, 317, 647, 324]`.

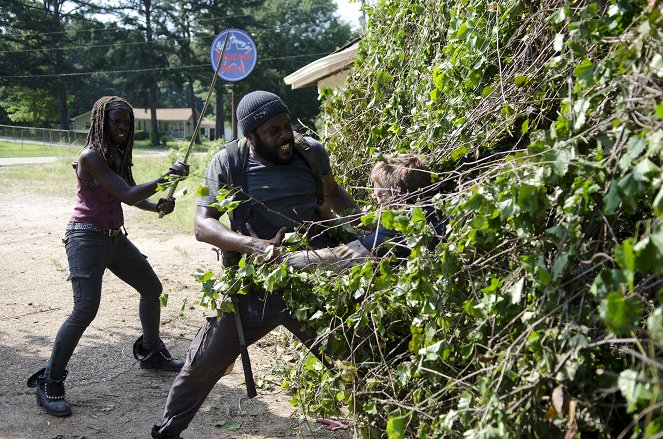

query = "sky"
[334, 0, 363, 29]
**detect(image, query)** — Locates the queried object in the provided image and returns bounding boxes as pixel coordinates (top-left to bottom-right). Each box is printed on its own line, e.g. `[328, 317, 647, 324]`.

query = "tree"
[0, 0, 94, 128]
[0, 87, 58, 126]
[112, 0, 174, 145]
[248, 0, 353, 126]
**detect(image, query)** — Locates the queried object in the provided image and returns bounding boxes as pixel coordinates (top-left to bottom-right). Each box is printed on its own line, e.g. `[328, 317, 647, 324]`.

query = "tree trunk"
[143, 0, 160, 146]
[187, 77, 199, 143]
[149, 86, 160, 146]
[57, 85, 69, 130]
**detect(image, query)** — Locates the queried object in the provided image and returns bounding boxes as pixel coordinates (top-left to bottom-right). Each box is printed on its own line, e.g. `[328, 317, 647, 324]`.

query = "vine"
[197, 0, 663, 437]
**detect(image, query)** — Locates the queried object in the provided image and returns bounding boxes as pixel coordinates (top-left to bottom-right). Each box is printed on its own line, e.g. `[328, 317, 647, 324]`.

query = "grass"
[0, 141, 219, 234]
[0, 138, 218, 158]
[0, 140, 81, 157]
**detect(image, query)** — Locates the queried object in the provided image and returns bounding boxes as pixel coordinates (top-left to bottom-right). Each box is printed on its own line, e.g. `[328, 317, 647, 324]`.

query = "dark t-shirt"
[198, 137, 334, 247]
[358, 206, 447, 257]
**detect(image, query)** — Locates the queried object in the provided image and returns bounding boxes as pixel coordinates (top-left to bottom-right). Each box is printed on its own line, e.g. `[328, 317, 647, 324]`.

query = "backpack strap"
[224, 139, 251, 233]
[293, 132, 325, 205]
[219, 139, 250, 267]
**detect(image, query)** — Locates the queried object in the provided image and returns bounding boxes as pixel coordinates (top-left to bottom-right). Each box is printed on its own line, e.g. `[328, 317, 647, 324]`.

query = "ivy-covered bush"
[198, 0, 662, 437]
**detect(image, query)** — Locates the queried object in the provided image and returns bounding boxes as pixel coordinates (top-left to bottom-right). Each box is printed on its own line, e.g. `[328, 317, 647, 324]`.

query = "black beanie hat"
[237, 91, 289, 135]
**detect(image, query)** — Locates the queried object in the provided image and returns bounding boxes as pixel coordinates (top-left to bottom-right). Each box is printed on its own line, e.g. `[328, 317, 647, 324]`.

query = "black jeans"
[46, 229, 162, 378]
[155, 292, 319, 438]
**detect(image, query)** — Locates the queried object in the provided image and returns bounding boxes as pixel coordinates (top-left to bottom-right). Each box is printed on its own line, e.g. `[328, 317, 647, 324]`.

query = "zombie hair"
[86, 96, 136, 185]
[370, 154, 432, 204]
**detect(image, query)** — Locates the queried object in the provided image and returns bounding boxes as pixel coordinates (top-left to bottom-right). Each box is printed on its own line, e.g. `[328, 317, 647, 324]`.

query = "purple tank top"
[69, 150, 124, 229]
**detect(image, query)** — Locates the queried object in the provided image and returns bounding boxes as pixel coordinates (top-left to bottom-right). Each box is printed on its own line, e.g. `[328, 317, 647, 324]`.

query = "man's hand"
[156, 198, 175, 216]
[246, 223, 286, 263]
[315, 201, 335, 221]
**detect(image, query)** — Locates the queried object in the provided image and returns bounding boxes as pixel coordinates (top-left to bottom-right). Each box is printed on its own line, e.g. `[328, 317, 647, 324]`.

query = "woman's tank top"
[69, 148, 124, 229]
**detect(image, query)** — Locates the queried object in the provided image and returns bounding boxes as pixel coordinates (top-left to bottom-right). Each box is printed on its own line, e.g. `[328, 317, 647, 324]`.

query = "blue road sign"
[210, 29, 258, 82]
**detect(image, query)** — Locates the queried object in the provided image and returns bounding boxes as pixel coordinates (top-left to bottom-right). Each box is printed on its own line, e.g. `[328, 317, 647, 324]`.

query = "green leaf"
[553, 33, 564, 52]
[574, 59, 594, 85]
[648, 307, 663, 347]
[450, 145, 468, 161]
[377, 70, 393, 84]
[508, 277, 524, 305]
[567, 40, 588, 57]
[514, 75, 529, 87]
[599, 292, 643, 334]
[573, 98, 590, 130]
[363, 402, 378, 415]
[614, 238, 635, 292]
[603, 180, 621, 215]
[552, 251, 570, 280]
[214, 420, 241, 431]
[656, 102, 663, 120]
[618, 136, 646, 171]
[631, 158, 660, 182]
[196, 185, 209, 197]
[548, 7, 568, 24]
[650, 53, 663, 78]
[634, 228, 663, 273]
[521, 119, 530, 133]
[618, 369, 652, 413]
[387, 416, 405, 438]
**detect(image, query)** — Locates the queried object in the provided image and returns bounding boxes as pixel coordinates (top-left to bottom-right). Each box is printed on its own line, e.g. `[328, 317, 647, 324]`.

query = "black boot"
[27, 368, 72, 417]
[151, 424, 183, 439]
[133, 336, 184, 371]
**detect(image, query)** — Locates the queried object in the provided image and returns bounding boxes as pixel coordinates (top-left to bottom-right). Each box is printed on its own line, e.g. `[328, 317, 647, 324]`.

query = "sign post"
[210, 29, 258, 139]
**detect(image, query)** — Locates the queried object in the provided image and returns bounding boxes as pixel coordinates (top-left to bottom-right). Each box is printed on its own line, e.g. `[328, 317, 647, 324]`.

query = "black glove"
[156, 198, 175, 215]
[160, 160, 189, 183]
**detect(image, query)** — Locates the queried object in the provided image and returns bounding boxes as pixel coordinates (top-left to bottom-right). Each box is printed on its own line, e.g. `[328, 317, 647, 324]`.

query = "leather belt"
[66, 222, 123, 237]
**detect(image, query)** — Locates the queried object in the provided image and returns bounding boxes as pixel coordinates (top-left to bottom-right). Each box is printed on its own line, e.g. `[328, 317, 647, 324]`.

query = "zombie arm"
[284, 240, 373, 273]
[322, 173, 359, 216]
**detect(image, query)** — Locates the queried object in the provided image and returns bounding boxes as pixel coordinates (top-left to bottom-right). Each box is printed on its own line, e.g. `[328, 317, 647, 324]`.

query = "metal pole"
[231, 83, 238, 140]
[158, 31, 230, 218]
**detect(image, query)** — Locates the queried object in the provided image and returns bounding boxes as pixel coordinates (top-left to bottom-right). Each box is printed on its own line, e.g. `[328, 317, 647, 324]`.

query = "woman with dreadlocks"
[27, 96, 189, 417]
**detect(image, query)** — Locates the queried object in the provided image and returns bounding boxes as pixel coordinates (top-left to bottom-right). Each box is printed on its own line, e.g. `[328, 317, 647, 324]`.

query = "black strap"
[225, 139, 250, 235]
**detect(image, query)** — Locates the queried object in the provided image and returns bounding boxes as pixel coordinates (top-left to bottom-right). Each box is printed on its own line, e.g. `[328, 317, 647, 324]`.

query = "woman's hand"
[156, 198, 175, 216]
[160, 160, 190, 183]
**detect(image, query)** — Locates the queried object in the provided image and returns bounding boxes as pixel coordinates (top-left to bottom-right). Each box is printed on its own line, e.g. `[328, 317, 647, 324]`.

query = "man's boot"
[133, 336, 184, 371]
[151, 424, 183, 439]
[27, 368, 72, 417]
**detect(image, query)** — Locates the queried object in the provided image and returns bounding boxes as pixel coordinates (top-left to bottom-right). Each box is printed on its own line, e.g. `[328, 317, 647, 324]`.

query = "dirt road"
[0, 185, 349, 438]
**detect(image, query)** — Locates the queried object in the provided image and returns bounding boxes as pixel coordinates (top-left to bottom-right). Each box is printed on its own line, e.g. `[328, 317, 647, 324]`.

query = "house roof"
[132, 108, 194, 121]
[284, 41, 359, 89]
[71, 108, 198, 122]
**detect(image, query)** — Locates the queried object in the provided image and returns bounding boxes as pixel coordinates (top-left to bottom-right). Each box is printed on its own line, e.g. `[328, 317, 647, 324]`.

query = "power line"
[0, 39, 150, 54]
[0, 24, 310, 55]
[0, 52, 331, 79]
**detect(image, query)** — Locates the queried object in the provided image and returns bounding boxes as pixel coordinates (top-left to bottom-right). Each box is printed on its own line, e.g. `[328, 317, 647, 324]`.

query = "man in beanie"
[151, 91, 357, 438]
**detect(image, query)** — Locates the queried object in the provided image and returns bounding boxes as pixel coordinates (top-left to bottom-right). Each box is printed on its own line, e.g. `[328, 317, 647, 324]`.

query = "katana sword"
[159, 32, 230, 217]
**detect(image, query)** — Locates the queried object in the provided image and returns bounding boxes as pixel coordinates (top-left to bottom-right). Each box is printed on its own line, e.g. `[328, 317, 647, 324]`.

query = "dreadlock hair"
[86, 96, 136, 185]
[370, 154, 432, 204]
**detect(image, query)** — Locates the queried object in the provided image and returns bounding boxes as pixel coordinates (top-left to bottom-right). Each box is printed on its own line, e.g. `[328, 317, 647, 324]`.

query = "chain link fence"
[0, 124, 87, 146]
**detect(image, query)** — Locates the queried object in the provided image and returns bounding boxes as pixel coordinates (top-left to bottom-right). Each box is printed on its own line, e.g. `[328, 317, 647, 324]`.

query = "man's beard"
[252, 133, 295, 165]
